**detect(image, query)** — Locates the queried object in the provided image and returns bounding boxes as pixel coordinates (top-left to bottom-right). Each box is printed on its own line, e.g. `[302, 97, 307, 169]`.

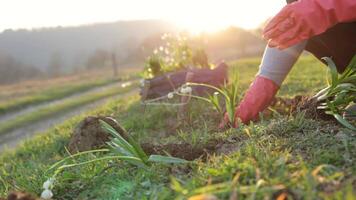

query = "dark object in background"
[140, 62, 229, 100]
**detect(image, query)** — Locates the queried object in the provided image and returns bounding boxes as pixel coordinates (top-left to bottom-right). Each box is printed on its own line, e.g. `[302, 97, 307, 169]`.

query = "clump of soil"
[67, 116, 127, 153]
[141, 139, 239, 161]
[273, 95, 334, 121]
[0, 192, 38, 200]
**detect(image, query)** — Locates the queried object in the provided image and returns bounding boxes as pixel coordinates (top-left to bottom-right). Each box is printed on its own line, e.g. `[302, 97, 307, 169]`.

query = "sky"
[0, 0, 286, 33]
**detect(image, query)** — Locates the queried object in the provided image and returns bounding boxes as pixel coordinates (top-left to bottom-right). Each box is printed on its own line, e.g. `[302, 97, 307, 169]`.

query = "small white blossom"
[164, 48, 169, 55]
[42, 178, 55, 190]
[214, 92, 219, 96]
[185, 86, 192, 93]
[166, 42, 171, 46]
[153, 49, 158, 55]
[41, 189, 53, 199]
[182, 51, 187, 55]
[180, 86, 192, 94]
[159, 46, 164, 51]
[167, 92, 174, 99]
[170, 58, 175, 63]
[182, 55, 187, 60]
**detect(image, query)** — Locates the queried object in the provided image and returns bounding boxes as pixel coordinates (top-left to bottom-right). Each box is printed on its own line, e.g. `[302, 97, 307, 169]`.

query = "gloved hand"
[263, 0, 356, 49]
[219, 76, 279, 128]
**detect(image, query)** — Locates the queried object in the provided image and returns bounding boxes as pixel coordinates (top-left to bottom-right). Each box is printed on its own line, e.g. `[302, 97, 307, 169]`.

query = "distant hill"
[0, 20, 266, 85]
[0, 20, 176, 73]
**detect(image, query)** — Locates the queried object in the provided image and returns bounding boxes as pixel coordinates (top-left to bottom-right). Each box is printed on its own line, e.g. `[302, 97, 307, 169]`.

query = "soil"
[0, 192, 39, 200]
[141, 139, 239, 161]
[67, 116, 128, 154]
[273, 95, 334, 121]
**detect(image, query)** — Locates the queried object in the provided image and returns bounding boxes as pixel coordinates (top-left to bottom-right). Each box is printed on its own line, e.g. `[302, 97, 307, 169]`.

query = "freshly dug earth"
[141, 139, 240, 161]
[274, 95, 334, 121]
[0, 192, 39, 200]
[67, 116, 127, 153]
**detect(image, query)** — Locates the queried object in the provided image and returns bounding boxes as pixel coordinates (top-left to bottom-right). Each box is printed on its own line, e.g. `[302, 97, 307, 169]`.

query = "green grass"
[0, 56, 355, 199]
[0, 83, 137, 135]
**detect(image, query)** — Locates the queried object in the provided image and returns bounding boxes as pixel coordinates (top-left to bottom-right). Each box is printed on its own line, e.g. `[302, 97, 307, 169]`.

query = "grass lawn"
[0, 56, 355, 199]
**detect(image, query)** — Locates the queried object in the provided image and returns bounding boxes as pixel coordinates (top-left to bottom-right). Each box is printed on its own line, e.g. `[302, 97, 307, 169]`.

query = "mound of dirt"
[141, 139, 239, 161]
[274, 95, 334, 121]
[67, 116, 127, 153]
[1, 192, 38, 200]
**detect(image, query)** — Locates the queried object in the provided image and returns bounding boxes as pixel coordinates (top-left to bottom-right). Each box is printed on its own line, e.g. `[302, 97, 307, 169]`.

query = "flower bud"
[167, 92, 174, 99]
[41, 189, 53, 199]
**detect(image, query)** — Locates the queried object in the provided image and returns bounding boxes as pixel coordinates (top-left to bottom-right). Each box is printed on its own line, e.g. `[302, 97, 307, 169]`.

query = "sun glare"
[163, 0, 285, 34]
[0, 0, 285, 33]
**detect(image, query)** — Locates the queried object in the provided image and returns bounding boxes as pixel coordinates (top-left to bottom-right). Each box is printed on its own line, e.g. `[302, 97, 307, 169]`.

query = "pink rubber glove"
[263, 0, 356, 49]
[220, 76, 279, 128]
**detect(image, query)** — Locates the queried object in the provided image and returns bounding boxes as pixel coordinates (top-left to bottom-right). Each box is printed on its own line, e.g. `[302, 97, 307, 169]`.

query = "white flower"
[41, 189, 53, 199]
[182, 51, 187, 55]
[182, 55, 187, 60]
[159, 46, 164, 51]
[42, 178, 55, 190]
[170, 58, 175, 63]
[166, 42, 171, 46]
[164, 48, 169, 55]
[167, 92, 174, 99]
[153, 49, 158, 55]
[185, 86, 192, 93]
[214, 92, 219, 96]
[180, 86, 192, 94]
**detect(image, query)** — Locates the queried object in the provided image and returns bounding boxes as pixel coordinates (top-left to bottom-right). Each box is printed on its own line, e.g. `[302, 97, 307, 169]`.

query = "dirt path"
[0, 88, 138, 152]
[0, 81, 131, 123]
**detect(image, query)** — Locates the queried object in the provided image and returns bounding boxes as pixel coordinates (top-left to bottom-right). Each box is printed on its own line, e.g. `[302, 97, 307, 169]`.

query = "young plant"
[314, 56, 356, 130]
[101, 120, 188, 167]
[41, 121, 188, 199]
[178, 72, 240, 126]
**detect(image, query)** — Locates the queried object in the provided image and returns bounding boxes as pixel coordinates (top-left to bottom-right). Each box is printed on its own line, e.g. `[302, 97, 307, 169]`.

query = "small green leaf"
[333, 114, 356, 131]
[322, 57, 339, 87]
[148, 155, 188, 164]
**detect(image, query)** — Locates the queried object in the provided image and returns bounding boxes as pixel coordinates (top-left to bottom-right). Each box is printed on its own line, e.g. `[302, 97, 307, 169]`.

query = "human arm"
[264, 0, 356, 49]
[220, 42, 306, 128]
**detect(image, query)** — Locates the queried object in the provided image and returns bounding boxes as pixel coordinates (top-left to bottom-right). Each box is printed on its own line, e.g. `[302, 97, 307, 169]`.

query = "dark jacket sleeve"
[286, 0, 297, 4]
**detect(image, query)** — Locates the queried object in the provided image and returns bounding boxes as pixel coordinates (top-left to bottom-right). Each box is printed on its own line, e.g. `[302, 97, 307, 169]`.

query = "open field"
[0, 67, 139, 115]
[0, 56, 355, 199]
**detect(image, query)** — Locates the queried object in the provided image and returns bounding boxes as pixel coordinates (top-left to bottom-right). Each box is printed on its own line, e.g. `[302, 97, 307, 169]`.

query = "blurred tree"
[0, 52, 43, 84]
[86, 49, 110, 70]
[48, 52, 63, 77]
[111, 53, 118, 77]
